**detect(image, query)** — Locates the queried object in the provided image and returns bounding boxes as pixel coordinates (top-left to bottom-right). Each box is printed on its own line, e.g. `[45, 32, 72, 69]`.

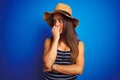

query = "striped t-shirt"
[44, 50, 77, 80]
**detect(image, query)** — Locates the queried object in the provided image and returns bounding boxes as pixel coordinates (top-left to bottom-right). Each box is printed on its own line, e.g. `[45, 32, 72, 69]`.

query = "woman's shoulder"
[45, 37, 52, 43]
[45, 37, 51, 41]
[78, 40, 84, 49]
[77, 39, 84, 46]
[44, 37, 52, 48]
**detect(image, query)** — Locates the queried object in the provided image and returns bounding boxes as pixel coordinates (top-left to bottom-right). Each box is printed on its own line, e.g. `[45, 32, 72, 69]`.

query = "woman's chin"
[59, 30, 63, 33]
[59, 30, 63, 34]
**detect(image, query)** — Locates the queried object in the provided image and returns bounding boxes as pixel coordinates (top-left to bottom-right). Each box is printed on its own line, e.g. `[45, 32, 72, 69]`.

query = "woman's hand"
[51, 26, 60, 41]
[43, 67, 52, 72]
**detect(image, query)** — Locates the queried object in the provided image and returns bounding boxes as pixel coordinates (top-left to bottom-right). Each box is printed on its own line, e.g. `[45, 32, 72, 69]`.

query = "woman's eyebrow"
[53, 17, 63, 20]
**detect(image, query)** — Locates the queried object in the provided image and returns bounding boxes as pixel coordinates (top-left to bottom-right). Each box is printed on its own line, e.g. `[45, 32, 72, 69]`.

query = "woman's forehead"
[53, 13, 63, 19]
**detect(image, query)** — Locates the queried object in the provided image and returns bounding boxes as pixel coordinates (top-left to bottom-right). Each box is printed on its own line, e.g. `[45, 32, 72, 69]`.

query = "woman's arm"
[43, 26, 60, 72]
[43, 38, 58, 72]
[52, 41, 84, 75]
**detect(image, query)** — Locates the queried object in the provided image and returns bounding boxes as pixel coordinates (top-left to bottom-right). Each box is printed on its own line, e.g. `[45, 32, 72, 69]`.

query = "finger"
[53, 25, 57, 29]
[56, 27, 60, 31]
[54, 27, 58, 31]
[56, 27, 60, 30]
[52, 26, 56, 31]
[51, 27, 54, 32]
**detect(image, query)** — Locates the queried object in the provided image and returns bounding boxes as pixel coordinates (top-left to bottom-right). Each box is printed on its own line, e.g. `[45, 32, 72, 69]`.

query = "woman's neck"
[58, 40, 70, 51]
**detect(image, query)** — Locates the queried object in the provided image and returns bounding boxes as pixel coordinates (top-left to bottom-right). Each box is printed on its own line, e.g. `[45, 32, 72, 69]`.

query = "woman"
[43, 3, 84, 80]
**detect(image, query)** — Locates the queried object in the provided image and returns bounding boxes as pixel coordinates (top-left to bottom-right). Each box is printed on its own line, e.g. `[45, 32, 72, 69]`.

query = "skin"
[43, 13, 84, 75]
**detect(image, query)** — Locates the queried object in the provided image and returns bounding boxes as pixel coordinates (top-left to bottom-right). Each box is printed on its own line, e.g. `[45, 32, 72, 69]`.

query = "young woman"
[43, 3, 84, 80]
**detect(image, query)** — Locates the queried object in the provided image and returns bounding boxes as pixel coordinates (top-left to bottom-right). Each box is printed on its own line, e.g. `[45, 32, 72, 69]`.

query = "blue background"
[0, 0, 120, 80]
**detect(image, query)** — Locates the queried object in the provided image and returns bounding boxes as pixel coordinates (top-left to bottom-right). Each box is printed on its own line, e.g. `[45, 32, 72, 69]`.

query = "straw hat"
[43, 3, 79, 28]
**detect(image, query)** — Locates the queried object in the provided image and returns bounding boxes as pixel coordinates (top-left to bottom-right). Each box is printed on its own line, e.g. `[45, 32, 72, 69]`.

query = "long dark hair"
[51, 13, 79, 63]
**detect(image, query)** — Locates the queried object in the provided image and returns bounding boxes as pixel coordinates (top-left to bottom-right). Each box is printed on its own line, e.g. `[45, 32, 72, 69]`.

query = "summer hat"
[43, 3, 79, 28]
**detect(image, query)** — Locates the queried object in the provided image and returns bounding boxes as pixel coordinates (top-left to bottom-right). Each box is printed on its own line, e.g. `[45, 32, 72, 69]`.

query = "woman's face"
[53, 13, 64, 34]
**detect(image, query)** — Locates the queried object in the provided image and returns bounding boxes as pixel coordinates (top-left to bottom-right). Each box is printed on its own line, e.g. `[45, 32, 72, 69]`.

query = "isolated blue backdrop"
[0, 0, 120, 80]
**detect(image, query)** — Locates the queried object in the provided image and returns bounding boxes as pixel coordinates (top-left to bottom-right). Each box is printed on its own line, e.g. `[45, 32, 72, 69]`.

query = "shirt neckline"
[57, 49, 71, 53]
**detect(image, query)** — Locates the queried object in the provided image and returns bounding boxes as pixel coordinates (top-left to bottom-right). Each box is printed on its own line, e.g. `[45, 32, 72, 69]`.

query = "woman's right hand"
[51, 26, 60, 41]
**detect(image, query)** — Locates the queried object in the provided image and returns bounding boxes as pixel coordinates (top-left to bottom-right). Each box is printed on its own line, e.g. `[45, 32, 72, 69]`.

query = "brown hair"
[62, 15, 79, 63]
[51, 14, 79, 63]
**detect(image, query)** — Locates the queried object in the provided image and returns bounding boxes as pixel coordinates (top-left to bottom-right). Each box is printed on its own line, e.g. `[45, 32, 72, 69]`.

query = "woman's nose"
[55, 21, 60, 27]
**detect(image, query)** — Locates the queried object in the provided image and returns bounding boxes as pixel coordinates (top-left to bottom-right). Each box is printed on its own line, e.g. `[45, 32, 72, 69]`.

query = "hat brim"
[44, 10, 79, 28]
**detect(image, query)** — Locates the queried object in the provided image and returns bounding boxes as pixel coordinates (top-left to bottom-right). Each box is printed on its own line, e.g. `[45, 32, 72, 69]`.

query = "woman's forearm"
[52, 64, 83, 75]
[43, 40, 58, 69]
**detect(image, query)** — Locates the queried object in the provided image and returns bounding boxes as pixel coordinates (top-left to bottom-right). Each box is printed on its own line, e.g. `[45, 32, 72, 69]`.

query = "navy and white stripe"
[44, 50, 77, 80]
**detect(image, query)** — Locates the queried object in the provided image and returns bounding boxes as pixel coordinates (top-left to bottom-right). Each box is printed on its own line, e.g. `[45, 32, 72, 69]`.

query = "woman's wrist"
[52, 64, 57, 71]
[53, 38, 59, 42]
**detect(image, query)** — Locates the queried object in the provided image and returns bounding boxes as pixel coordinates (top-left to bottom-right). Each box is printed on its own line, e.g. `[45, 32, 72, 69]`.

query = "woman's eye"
[59, 19, 63, 23]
